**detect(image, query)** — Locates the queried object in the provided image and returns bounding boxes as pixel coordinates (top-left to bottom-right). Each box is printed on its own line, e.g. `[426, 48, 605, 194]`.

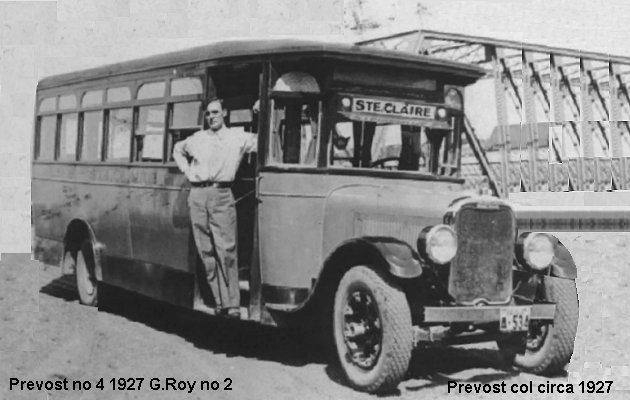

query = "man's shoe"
[224, 308, 241, 319]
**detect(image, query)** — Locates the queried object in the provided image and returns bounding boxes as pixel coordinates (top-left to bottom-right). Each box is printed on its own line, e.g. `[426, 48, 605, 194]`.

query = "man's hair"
[205, 97, 224, 109]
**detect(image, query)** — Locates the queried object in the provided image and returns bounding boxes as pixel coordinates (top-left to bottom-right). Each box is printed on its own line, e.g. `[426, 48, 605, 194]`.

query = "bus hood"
[322, 182, 475, 252]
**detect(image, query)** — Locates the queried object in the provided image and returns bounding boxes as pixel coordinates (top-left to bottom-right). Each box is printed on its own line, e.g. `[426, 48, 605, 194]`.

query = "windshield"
[329, 116, 461, 177]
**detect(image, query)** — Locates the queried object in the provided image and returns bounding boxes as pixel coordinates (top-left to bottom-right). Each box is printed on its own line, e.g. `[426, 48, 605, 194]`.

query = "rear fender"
[62, 219, 104, 281]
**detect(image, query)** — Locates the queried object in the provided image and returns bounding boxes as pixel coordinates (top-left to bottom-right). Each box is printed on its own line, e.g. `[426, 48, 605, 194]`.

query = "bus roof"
[38, 39, 486, 90]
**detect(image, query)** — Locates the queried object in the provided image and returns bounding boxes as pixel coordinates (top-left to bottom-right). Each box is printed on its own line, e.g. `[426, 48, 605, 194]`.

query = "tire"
[498, 275, 578, 375]
[75, 241, 98, 307]
[333, 265, 413, 393]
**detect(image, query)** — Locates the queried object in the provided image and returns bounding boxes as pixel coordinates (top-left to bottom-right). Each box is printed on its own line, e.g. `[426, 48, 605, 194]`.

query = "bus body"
[32, 39, 578, 393]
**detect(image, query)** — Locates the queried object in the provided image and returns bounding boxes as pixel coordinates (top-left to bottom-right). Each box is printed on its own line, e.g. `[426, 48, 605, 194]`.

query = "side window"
[227, 108, 253, 131]
[135, 105, 166, 162]
[59, 113, 79, 161]
[268, 71, 321, 166]
[172, 101, 201, 128]
[59, 94, 77, 110]
[82, 90, 103, 107]
[269, 99, 319, 165]
[82, 111, 103, 161]
[107, 108, 132, 161]
[107, 87, 131, 103]
[171, 77, 203, 96]
[137, 81, 166, 100]
[168, 101, 201, 161]
[39, 97, 56, 113]
[36, 116, 57, 160]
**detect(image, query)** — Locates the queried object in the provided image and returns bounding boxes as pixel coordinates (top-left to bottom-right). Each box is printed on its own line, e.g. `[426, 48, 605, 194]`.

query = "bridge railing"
[358, 30, 630, 198]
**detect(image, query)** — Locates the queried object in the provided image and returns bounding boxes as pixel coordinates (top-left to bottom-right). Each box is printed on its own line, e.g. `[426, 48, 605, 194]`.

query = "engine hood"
[322, 181, 476, 253]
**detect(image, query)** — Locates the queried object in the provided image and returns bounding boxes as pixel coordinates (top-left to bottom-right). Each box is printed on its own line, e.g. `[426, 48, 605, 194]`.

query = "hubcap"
[341, 290, 382, 369]
[525, 321, 549, 352]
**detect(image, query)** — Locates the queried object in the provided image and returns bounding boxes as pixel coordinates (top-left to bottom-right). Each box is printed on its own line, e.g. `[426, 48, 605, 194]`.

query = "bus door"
[257, 70, 325, 308]
[223, 97, 258, 282]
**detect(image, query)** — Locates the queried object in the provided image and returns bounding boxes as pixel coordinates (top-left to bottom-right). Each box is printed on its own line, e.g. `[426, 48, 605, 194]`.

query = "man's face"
[206, 100, 226, 131]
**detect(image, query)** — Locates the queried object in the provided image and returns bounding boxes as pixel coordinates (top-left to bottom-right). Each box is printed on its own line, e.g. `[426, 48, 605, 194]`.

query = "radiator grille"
[448, 204, 515, 304]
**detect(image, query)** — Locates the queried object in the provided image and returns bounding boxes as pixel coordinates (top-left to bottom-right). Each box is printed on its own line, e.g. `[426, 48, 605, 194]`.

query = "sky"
[350, 0, 630, 57]
[3, 0, 630, 252]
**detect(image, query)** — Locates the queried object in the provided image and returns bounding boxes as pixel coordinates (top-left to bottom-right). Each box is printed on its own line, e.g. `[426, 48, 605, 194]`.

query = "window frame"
[167, 100, 203, 162]
[34, 114, 59, 161]
[104, 106, 134, 163]
[38, 97, 57, 113]
[79, 109, 105, 162]
[81, 89, 105, 108]
[134, 103, 168, 163]
[266, 93, 323, 168]
[33, 70, 212, 166]
[325, 110, 464, 178]
[136, 80, 167, 101]
[163, 74, 206, 163]
[58, 112, 80, 161]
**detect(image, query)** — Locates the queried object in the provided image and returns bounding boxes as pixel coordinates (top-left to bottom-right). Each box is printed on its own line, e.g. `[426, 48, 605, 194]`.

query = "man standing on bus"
[173, 98, 257, 319]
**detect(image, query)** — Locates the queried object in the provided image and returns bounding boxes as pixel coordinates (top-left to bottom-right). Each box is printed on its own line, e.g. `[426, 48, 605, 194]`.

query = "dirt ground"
[1, 232, 629, 399]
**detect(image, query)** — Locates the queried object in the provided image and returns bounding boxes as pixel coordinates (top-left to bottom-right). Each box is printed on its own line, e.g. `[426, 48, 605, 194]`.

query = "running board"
[191, 280, 251, 319]
[192, 301, 250, 320]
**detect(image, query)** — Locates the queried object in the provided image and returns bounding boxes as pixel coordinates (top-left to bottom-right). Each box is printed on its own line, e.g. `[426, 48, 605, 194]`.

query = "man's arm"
[172, 138, 191, 176]
[242, 132, 258, 153]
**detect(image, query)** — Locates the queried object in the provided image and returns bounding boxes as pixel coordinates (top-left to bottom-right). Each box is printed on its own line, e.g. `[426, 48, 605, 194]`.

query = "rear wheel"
[333, 265, 412, 393]
[76, 241, 98, 306]
[498, 276, 578, 374]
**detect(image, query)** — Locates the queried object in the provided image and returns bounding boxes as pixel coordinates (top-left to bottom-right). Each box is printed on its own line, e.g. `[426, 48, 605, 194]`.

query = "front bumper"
[423, 303, 556, 324]
[412, 303, 556, 345]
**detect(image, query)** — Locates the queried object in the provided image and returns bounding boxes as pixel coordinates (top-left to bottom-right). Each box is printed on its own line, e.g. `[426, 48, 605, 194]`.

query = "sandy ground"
[1, 232, 629, 400]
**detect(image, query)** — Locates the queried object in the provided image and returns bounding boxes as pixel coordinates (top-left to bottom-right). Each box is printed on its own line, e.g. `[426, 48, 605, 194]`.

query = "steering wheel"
[370, 157, 400, 169]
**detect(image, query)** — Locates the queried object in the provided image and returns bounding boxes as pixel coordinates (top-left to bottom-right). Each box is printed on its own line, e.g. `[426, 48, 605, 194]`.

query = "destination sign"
[349, 97, 436, 120]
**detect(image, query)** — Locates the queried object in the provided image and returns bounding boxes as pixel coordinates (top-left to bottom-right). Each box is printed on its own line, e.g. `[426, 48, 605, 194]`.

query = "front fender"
[361, 237, 423, 278]
[550, 237, 577, 280]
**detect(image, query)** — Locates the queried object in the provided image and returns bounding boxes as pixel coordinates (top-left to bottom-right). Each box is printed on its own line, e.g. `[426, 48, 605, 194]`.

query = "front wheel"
[333, 265, 413, 393]
[498, 276, 578, 375]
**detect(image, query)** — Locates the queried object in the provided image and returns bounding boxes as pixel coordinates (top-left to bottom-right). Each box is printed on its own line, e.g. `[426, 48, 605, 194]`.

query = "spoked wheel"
[333, 266, 412, 393]
[497, 276, 578, 375]
[76, 241, 98, 307]
[524, 321, 549, 353]
[341, 286, 382, 369]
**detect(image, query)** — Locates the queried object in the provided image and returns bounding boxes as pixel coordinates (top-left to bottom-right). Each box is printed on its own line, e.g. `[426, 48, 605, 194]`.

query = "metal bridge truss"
[358, 30, 630, 198]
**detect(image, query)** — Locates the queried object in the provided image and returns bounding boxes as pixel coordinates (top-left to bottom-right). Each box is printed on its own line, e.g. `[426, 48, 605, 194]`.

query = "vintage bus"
[32, 39, 578, 393]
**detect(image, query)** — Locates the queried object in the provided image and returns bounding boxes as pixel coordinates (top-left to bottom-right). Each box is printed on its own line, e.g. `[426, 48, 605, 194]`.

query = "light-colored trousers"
[188, 186, 240, 310]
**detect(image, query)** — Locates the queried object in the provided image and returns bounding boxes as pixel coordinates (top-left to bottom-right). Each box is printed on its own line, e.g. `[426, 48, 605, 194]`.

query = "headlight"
[340, 97, 352, 111]
[517, 232, 555, 270]
[436, 107, 447, 119]
[417, 225, 458, 265]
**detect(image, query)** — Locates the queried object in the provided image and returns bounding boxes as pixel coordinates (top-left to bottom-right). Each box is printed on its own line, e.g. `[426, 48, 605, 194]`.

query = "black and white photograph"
[1, 0, 630, 398]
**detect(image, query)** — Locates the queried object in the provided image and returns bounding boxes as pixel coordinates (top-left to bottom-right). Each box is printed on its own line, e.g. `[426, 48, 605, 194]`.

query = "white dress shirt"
[173, 127, 257, 182]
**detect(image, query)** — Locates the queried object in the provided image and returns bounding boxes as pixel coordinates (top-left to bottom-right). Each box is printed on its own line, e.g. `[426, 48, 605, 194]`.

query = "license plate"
[499, 306, 531, 332]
